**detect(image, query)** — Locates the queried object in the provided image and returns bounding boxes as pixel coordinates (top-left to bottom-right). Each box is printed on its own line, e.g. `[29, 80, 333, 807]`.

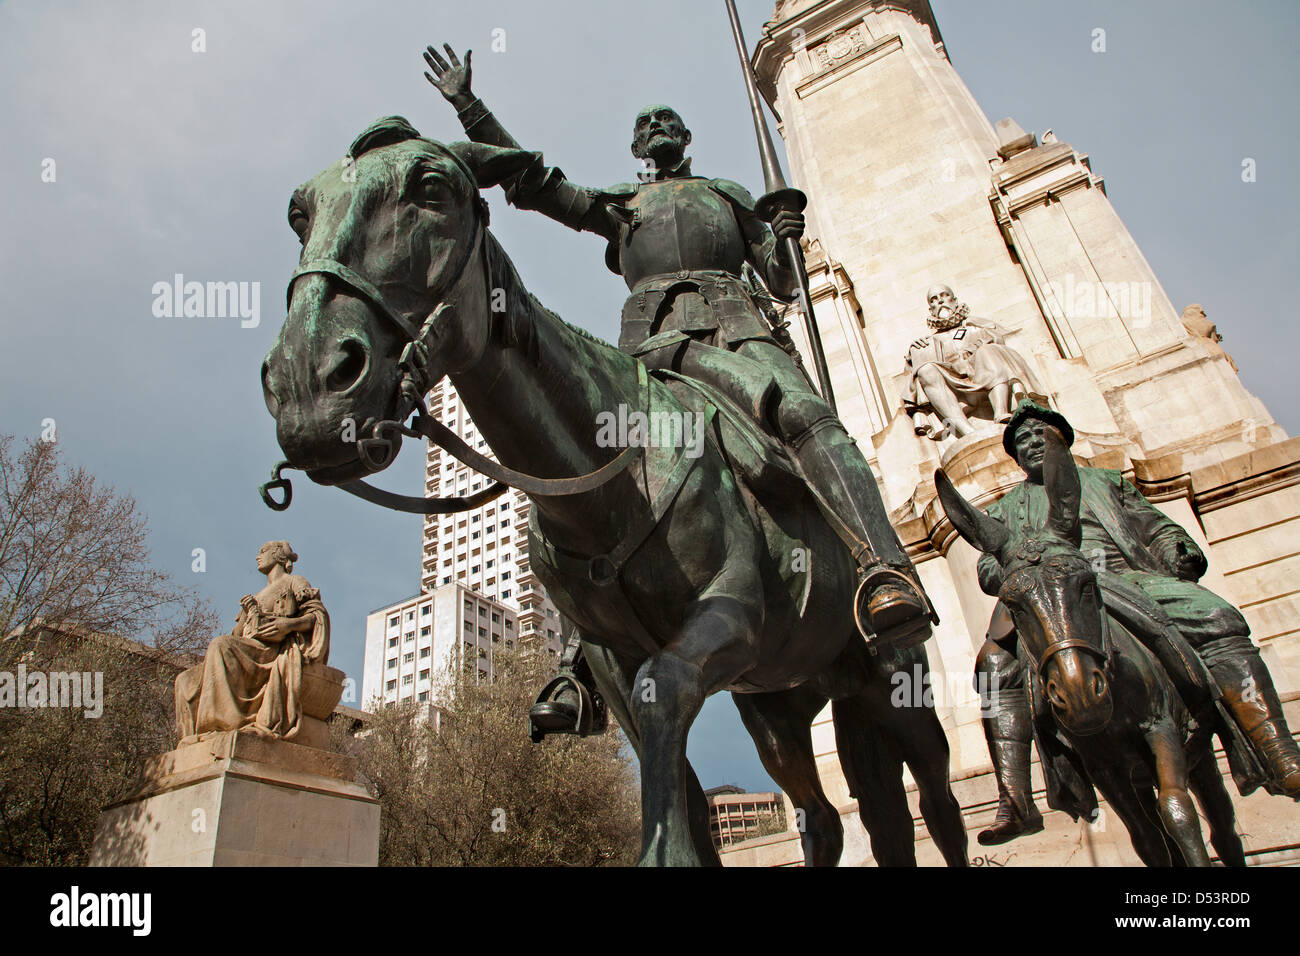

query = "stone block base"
[89, 730, 378, 866]
[722, 700, 1300, 866]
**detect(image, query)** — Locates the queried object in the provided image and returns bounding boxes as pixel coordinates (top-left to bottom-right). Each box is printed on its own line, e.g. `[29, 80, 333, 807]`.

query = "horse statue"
[934, 430, 1245, 866]
[257, 119, 968, 866]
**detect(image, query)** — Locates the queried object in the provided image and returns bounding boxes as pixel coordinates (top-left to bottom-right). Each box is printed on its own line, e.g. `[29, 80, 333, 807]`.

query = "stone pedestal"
[721, 698, 1300, 866]
[89, 729, 379, 867]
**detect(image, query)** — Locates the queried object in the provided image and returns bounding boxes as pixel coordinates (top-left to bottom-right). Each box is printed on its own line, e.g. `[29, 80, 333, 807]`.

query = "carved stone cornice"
[755, 0, 946, 105]
[1187, 438, 1300, 515]
[988, 141, 1103, 221]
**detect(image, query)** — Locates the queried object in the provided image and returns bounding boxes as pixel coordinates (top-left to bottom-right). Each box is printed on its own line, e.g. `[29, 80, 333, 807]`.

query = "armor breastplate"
[616, 178, 747, 288]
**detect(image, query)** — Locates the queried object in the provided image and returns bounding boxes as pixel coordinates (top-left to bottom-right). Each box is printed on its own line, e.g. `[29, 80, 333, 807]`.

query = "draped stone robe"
[175, 575, 329, 742]
[903, 318, 1043, 421]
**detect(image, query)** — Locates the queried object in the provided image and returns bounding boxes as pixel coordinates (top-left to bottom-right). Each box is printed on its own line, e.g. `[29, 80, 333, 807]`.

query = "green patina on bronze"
[936, 401, 1300, 863]
[259, 89, 968, 865]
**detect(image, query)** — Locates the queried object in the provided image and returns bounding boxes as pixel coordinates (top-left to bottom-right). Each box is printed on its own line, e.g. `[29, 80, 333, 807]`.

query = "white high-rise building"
[361, 379, 564, 710]
[361, 584, 521, 709]
[419, 380, 564, 649]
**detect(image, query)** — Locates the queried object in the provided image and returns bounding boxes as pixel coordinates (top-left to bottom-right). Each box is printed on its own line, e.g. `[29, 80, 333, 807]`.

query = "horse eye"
[288, 208, 309, 240]
[420, 175, 448, 204]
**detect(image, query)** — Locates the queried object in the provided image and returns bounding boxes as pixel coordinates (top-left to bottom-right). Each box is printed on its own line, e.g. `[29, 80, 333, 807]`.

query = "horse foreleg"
[632, 594, 758, 867]
[1146, 727, 1212, 866]
[832, 693, 917, 866]
[1087, 763, 1174, 866]
[733, 686, 843, 866]
[1188, 746, 1246, 867]
[584, 640, 722, 866]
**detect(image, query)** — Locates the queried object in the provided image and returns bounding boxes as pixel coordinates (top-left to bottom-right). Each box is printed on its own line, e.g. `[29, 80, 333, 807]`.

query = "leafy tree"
[335, 646, 640, 866]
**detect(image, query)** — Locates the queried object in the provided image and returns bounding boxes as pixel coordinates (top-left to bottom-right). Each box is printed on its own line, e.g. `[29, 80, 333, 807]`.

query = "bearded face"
[630, 105, 691, 173]
[926, 285, 967, 331]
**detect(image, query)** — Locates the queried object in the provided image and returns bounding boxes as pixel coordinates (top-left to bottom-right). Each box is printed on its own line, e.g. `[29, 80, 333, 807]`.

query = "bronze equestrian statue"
[420, 45, 937, 739]
[937, 412, 1249, 865]
[259, 111, 967, 865]
[967, 403, 1300, 848]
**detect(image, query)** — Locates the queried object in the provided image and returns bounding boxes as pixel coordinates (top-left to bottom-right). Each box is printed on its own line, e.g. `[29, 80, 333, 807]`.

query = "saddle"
[653, 369, 807, 506]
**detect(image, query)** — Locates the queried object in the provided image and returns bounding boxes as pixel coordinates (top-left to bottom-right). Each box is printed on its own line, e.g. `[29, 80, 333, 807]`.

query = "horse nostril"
[1046, 680, 1064, 709]
[1093, 671, 1107, 699]
[261, 360, 280, 416]
[323, 339, 369, 393]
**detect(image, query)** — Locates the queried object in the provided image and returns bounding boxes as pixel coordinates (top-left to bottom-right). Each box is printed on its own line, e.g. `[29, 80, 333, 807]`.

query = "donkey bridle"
[260, 196, 641, 513]
[1000, 554, 1116, 682]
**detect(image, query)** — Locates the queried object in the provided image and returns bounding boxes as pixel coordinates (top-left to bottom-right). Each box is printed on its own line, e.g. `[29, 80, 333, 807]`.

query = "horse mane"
[481, 227, 620, 371]
[345, 118, 625, 379]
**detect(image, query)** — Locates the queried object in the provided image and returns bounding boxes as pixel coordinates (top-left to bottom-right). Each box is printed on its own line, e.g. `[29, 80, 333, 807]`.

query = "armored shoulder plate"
[707, 178, 758, 213]
[598, 182, 640, 201]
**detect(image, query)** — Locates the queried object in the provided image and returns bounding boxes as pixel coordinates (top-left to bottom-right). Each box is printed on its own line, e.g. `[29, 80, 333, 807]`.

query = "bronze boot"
[1210, 651, 1300, 798]
[979, 690, 1043, 846]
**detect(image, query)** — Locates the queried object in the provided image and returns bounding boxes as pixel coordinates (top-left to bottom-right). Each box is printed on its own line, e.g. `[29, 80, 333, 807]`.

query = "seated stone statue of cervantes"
[904, 284, 1044, 440]
[175, 540, 330, 743]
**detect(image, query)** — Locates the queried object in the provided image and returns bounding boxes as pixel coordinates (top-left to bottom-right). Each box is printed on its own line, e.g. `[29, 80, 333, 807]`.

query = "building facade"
[719, 0, 1300, 866]
[360, 379, 565, 710]
[420, 380, 564, 650]
[705, 785, 785, 849]
[361, 584, 524, 709]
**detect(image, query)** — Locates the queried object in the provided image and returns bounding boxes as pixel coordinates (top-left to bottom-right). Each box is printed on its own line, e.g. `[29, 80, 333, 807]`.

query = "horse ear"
[446, 141, 536, 190]
[1043, 428, 1082, 546]
[935, 469, 1009, 556]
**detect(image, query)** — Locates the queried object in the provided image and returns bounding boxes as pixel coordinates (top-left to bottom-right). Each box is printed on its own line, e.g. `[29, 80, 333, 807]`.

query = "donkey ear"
[445, 141, 536, 190]
[1043, 428, 1081, 546]
[935, 469, 1010, 556]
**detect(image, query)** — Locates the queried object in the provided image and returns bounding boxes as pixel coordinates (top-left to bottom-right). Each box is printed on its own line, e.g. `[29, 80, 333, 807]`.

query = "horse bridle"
[260, 193, 642, 514]
[1036, 607, 1115, 679]
[1005, 557, 1116, 681]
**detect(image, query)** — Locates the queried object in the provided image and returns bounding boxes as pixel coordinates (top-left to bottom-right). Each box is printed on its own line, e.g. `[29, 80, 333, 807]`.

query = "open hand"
[423, 43, 472, 104]
[1171, 541, 1206, 581]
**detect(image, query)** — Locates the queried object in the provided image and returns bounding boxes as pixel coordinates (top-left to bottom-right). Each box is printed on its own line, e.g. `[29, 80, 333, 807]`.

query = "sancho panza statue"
[972, 402, 1300, 845]
[904, 284, 1043, 440]
[175, 541, 330, 743]
[422, 44, 937, 736]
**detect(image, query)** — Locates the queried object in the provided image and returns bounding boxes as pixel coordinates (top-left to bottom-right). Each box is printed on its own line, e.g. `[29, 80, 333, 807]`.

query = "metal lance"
[722, 0, 837, 412]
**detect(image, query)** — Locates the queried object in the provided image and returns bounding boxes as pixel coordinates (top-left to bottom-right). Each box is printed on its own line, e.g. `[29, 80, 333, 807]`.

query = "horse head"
[261, 116, 533, 486]
[936, 428, 1114, 736]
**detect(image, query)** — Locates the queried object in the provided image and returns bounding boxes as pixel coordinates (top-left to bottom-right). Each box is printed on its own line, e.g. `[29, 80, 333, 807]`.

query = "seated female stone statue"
[174, 540, 329, 743]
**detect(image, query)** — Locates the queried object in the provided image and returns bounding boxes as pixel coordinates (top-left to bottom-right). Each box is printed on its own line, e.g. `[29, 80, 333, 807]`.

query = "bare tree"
[0, 436, 217, 864]
[336, 647, 640, 866]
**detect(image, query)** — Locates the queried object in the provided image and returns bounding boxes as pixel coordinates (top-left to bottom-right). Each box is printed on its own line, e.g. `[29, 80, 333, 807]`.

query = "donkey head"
[936, 427, 1113, 736]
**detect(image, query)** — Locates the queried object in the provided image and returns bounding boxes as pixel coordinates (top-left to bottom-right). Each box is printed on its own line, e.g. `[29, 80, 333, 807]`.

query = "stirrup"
[529, 673, 606, 743]
[853, 565, 937, 649]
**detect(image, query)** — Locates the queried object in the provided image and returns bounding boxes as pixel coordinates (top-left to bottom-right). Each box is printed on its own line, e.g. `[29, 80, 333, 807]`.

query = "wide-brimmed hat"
[1002, 399, 1074, 460]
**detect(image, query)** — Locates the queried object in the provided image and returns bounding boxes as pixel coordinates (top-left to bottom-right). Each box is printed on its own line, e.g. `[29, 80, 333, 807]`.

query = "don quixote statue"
[256, 36, 970, 866]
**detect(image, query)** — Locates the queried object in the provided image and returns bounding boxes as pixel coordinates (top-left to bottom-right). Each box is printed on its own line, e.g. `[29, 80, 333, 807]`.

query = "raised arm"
[423, 43, 615, 241]
[424, 45, 520, 150]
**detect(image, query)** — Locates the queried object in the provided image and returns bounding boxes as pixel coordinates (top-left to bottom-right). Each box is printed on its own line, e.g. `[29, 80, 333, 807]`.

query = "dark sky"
[1, 0, 1296, 793]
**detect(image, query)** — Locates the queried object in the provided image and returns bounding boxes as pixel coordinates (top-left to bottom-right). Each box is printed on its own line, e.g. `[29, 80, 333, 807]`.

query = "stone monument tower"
[721, 0, 1300, 866]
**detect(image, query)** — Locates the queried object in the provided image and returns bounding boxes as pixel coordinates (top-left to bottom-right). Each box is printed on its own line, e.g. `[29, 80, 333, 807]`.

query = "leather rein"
[260, 200, 641, 514]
